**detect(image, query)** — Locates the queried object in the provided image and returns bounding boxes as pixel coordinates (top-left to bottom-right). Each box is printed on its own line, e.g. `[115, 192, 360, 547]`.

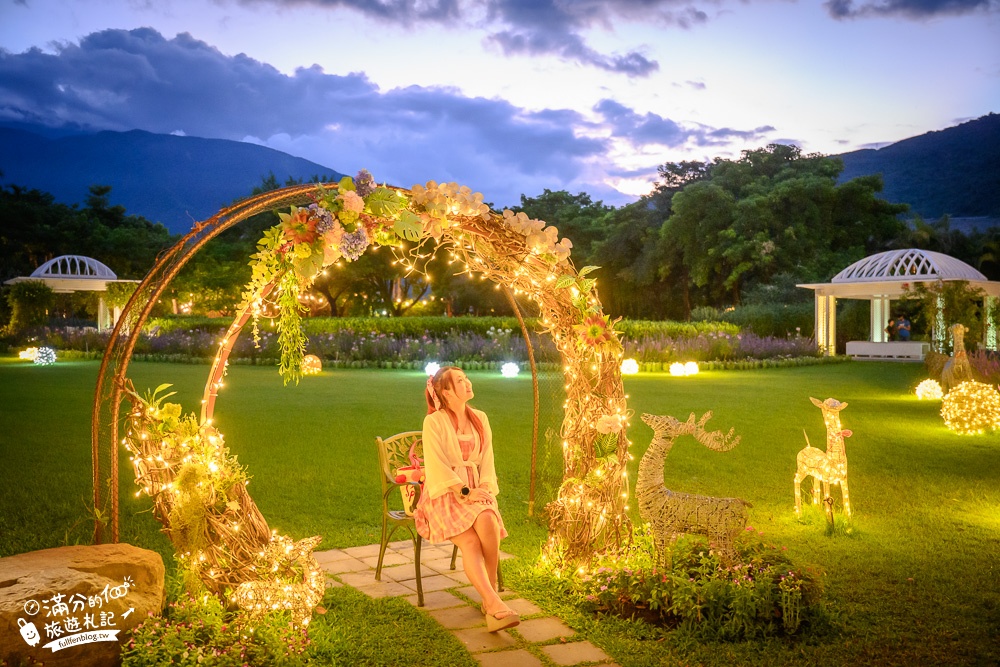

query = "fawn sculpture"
[941, 323, 973, 392]
[638, 412, 748, 563]
[794, 397, 853, 518]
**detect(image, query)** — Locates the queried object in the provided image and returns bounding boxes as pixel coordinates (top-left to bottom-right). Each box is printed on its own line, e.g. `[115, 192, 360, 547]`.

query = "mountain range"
[0, 127, 345, 234]
[1, 114, 997, 235]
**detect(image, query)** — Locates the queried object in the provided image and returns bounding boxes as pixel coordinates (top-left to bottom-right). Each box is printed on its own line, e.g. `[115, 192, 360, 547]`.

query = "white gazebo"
[3, 255, 137, 331]
[798, 248, 1000, 359]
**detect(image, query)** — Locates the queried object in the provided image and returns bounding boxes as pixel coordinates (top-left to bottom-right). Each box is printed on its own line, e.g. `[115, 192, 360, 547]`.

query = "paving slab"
[361, 552, 410, 567]
[354, 581, 415, 599]
[452, 627, 518, 653]
[321, 557, 371, 574]
[514, 617, 576, 643]
[455, 585, 518, 605]
[313, 549, 353, 564]
[540, 641, 611, 666]
[423, 556, 461, 572]
[404, 590, 468, 610]
[377, 564, 417, 582]
[428, 605, 486, 629]
[505, 598, 544, 617]
[338, 570, 379, 588]
[342, 543, 383, 558]
[398, 573, 457, 593]
[475, 649, 545, 667]
[443, 570, 472, 585]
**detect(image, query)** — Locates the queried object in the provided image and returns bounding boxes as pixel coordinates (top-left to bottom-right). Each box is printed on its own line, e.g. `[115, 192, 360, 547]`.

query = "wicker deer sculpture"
[794, 397, 853, 518]
[638, 412, 748, 563]
[941, 323, 973, 392]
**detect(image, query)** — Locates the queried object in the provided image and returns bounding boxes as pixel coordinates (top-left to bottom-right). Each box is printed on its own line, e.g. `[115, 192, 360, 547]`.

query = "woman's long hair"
[426, 366, 486, 445]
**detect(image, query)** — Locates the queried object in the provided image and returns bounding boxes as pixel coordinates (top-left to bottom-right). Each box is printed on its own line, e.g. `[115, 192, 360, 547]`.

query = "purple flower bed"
[624, 330, 817, 362]
[15, 324, 818, 366]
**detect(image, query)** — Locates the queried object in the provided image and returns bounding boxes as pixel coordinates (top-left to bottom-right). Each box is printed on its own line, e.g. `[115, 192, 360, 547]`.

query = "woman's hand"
[467, 488, 493, 504]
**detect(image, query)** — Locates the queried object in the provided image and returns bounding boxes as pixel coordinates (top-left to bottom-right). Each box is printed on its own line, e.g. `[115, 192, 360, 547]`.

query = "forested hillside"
[838, 113, 1000, 219]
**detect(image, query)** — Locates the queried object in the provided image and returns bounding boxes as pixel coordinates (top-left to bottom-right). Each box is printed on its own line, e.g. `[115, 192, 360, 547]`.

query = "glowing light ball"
[620, 358, 639, 375]
[915, 379, 944, 401]
[940, 381, 1000, 435]
[302, 354, 322, 375]
[500, 362, 520, 378]
[19, 347, 39, 361]
[669, 361, 699, 377]
[424, 361, 441, 377]
[33, 347, 56, 366]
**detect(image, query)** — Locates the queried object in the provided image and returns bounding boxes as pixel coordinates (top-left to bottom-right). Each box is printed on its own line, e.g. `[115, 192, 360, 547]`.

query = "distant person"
[895, 315, 911, 341]
[885, 318, 897, 341]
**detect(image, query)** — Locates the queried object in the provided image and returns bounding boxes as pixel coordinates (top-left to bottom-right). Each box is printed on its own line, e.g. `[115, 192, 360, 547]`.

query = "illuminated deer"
[638, 412, 748, 562]
[794, 397, 853, 518]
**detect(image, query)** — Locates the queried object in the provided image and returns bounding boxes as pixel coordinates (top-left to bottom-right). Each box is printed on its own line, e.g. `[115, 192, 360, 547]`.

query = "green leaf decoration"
[337, 176, 355, 192]
[578, 265, 600, 277]
[394, 210, 423, 241]
[593, 432, 618, 459]
[292, 251, 324, 284]
[579, 278, 597, 294]
[366, 187, 405, 217]
[554, 275, 577, 290]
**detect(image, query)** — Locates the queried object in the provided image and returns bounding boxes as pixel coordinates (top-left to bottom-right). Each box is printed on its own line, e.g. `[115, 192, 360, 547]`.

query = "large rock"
[0, 543, 165, 667]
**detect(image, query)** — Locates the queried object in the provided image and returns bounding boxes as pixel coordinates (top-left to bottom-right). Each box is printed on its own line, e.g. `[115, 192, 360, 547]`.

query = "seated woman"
[413, 366, 519, 632]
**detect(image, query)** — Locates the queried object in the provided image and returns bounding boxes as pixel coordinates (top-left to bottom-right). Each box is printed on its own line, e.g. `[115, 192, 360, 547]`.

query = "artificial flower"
[502, 209, 545, 236]
[279, 207, 319, 245]
[527, 226, 560, 255]
[595, 414, 625, 434]
[340, 227, 370, 261]
[354, 169, 376, 198]
[338, 190, 365, 214]
[574, 314, 613, 347]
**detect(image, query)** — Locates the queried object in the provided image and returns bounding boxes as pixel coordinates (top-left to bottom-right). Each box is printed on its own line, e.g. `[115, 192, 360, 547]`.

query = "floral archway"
[92, 173, 631, 621]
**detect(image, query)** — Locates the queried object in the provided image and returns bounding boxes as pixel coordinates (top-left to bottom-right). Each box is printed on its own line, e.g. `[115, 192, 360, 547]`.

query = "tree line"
[3, 145, 999, 327]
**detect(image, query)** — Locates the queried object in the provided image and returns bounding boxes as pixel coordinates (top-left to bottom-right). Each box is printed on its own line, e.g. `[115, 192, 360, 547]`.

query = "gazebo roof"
[831, 249, 986, 284]
[4, 255, 129, 293]
[30, 255, 117, 280]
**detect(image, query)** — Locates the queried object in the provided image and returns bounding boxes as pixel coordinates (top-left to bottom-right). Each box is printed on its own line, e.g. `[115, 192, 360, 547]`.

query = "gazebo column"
[815, 293, 837, 356]
[985, 296, 997, 351]
[870, 295, 890, 342]
[97, 297, 109, 333]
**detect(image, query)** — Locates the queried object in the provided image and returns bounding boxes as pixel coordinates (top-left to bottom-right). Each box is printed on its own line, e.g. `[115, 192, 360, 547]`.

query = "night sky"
[1, 0, 998, 207]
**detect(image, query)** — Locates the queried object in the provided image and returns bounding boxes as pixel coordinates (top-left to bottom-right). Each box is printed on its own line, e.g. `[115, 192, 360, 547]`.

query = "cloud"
[232, 0, 721, 77]
[0, 28, 614, 205]
[593, 99, 773, 149]
[824, 0, 999, 19]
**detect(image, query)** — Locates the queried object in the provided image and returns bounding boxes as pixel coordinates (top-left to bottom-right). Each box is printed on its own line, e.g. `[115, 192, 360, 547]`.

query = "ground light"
[669, 361, 699, 376]
[915, 379, 943, 400]
[301, 354, 322, 375]
[19, 347, 38, 361]
[940, 381, 1000, 435]
[33, 347, 56, 366]
[620, 358, 639, 375]
[424, 361, 441, 376]
[500, 362, 520, 378]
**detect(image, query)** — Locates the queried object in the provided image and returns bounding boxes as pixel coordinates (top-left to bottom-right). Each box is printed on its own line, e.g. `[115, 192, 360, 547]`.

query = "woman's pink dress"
[415, 429, 507, 543]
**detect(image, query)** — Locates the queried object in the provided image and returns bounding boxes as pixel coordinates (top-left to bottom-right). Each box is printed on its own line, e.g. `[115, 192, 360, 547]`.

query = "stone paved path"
[315, 541, 619, 667]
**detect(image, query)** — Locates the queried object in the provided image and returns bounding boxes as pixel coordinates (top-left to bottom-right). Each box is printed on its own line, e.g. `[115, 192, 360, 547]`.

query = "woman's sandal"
[482, 604, 520, 632]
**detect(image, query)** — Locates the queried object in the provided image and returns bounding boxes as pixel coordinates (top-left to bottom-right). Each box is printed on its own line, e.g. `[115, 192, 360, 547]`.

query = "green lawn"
[1, 358, 998, 665]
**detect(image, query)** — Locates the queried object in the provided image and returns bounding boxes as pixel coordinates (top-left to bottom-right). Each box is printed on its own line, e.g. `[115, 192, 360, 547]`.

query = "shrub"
[5, 280, 54, 333]
[122, 592, 311, 667]
[566, 525, 828, 640]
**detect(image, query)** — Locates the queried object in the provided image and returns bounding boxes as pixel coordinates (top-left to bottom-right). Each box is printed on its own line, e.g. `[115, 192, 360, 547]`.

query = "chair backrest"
[375, 431, 423, 509]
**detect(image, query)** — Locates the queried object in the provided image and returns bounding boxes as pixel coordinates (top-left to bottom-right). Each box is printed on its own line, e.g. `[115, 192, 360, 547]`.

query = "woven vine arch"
[92, 178, 631, 619]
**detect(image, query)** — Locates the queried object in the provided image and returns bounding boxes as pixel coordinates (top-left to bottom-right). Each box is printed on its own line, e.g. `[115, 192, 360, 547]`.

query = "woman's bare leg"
[472, 510, 501, 591]
[451, 525, 509, 616]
